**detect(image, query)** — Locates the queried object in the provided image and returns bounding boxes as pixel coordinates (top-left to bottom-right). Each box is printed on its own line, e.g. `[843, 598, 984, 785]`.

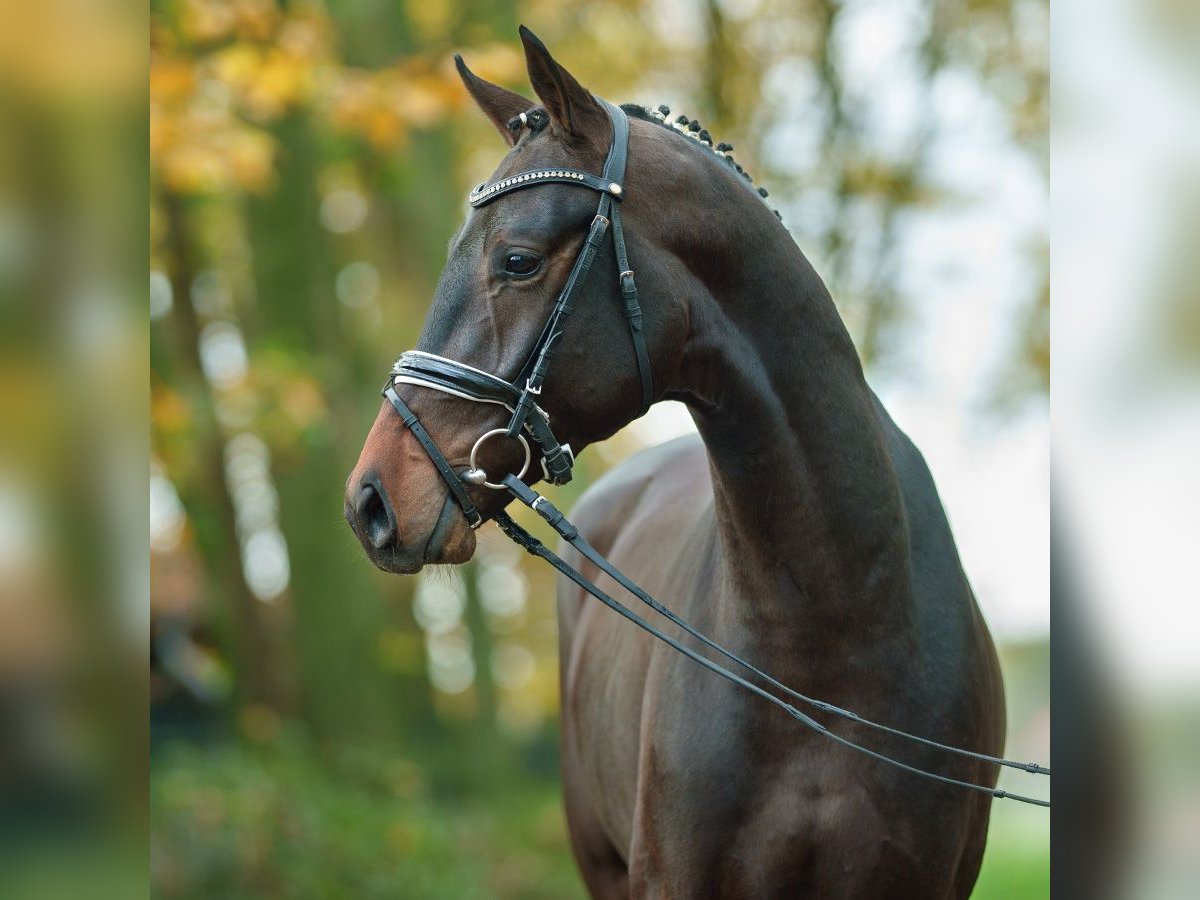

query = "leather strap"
[597, 97, 630, 187]
[597, 97, 651, 416]
[470, 169, 622, 207]
[507, 207, 612, 455]
[383, 387, 482, 528]
[610, 201, 652, 417]
[394, 351, 524, 407]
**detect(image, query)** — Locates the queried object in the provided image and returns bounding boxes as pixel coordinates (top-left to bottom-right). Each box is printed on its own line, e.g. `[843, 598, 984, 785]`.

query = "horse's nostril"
[356, 480, 396, 550]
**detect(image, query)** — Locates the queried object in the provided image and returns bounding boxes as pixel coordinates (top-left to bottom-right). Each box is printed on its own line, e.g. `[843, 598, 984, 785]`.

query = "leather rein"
[381, 98, 1050, 808]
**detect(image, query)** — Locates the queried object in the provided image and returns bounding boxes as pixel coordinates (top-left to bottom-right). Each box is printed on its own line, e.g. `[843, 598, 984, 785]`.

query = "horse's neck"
[678, 232, 913, 636]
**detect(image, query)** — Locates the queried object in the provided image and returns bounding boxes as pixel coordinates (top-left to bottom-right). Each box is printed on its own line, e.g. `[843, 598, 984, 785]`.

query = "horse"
[346, 27, 1006, 899]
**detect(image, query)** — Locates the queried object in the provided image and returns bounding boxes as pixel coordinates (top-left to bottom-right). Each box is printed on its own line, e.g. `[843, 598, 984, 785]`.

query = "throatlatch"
[381, 98, 1050, 808]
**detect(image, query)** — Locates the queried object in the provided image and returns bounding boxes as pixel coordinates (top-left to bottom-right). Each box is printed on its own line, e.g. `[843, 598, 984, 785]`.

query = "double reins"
[382, 99, 1050, 808]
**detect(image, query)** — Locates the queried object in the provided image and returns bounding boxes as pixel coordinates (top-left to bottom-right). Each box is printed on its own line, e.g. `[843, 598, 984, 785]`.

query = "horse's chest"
[565, 593, 796, 855]
[561, 546, 723, 849]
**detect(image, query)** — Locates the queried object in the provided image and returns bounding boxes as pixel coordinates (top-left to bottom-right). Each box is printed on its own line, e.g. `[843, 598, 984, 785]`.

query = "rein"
[382, 99, 1050, 808]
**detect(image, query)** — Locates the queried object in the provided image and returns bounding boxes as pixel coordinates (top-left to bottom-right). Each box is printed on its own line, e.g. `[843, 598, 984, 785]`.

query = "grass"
[972, 801, 1051, 898]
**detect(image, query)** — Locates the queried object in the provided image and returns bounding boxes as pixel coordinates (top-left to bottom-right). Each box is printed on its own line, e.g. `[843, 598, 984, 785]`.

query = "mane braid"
[621, 103, 784, 222]
[506, 107, 550, 135]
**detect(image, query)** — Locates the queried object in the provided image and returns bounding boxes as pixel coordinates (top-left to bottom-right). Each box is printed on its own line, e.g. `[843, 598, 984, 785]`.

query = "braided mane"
[505, 102, 781, 221]
[621, 103, 780, 220]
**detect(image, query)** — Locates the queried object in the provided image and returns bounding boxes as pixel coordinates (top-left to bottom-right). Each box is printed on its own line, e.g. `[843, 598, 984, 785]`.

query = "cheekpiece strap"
[382, 386, 482, 528]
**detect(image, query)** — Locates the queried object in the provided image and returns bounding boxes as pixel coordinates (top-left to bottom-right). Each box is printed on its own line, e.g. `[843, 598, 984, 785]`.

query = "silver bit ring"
[467, 429, 531, 490]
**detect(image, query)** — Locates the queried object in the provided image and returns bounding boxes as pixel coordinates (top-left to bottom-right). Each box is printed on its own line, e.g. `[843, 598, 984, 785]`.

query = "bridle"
[384, 96, 651, 525]
[379, 99, 1051, 807]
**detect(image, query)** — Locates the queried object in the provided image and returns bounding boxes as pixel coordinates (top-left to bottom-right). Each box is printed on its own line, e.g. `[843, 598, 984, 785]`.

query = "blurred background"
[22, 0, 1200, 896]
[140, 0, 1056, 897]
[144, 1, 1052, 896]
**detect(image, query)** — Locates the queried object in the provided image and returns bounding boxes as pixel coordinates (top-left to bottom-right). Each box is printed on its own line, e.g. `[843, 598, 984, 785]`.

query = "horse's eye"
[504, 253, 542, 277]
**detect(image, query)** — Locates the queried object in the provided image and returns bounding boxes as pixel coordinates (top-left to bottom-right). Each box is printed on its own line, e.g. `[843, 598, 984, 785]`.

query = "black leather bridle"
[379, 98, 1050, 807]
[384, 96, 650, 525]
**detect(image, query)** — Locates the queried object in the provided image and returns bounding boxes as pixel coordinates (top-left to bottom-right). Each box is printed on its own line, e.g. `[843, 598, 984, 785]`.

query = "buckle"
[540, 443, 575, 483]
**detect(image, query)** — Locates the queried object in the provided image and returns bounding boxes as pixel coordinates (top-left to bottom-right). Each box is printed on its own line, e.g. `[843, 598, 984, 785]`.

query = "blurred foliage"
[152, 731, 582, 899]
[146, 0, 1049, 896]
[1, 1, 147, 895]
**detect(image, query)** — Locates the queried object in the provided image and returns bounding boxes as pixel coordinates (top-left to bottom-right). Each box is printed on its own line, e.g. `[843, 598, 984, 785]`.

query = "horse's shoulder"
[568, 433, 709, 552]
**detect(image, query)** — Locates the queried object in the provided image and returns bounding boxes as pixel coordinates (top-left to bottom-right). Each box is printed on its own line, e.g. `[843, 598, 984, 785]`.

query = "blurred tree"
[150, 0, 528, 741]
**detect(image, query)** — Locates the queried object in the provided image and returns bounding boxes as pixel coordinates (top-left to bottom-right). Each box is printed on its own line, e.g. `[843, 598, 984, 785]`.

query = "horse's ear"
[455, 54, 534, 147]
[518, 25, 606, 143]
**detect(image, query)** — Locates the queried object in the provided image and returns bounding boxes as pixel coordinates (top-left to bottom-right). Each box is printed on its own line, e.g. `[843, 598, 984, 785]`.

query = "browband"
[469, 169, 623, 206]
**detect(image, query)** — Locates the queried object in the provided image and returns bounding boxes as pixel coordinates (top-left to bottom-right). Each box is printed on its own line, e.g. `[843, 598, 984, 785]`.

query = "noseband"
[384, 98, 651, 525]
[377, 98, 1050, 807]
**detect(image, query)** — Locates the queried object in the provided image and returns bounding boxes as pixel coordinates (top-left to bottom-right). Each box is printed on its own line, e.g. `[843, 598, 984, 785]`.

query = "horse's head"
[347, 28, 698, 573]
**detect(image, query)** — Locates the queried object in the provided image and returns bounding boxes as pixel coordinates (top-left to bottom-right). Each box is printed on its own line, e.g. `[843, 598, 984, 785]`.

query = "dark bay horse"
[346, 28, 1005, 898]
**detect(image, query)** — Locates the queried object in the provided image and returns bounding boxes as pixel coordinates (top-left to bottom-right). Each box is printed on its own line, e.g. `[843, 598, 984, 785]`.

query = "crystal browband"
[469, 168, 623, 208]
